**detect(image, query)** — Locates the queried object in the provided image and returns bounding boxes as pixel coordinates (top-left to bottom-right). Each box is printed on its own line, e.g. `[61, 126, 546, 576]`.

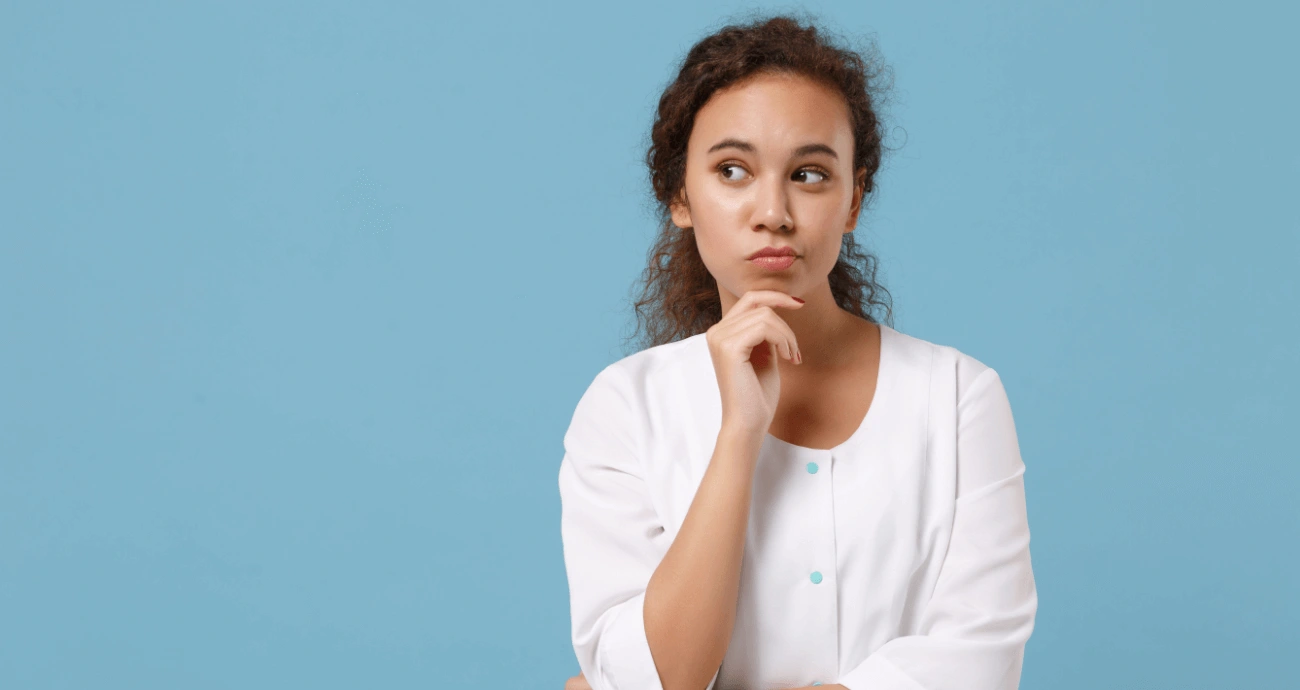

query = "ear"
[845, 168, 867, 233]
[669, 188, 693, 229]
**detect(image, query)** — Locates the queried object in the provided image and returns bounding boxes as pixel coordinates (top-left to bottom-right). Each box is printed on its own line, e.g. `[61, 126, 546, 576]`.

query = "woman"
[559, 13, 1037, 690]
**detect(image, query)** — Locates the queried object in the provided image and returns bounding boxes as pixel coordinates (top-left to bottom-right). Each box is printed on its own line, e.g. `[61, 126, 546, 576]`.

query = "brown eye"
[796, 168, 829, 184]
[718, 164, 750, 181]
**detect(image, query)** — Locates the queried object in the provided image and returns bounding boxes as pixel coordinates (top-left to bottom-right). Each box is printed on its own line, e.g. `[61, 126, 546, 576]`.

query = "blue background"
[2, 1, 1296, 687]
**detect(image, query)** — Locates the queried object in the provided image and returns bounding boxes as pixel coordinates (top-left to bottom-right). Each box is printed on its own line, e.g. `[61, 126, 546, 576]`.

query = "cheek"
[694, 231, 728, 272]
[692, 231, 745, 290]
[687, 174, 747, 221]
[821, 237, 848, 271]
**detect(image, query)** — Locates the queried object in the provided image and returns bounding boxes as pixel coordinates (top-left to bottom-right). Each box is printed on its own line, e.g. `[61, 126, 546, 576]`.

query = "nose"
[751, 173, 794, 234]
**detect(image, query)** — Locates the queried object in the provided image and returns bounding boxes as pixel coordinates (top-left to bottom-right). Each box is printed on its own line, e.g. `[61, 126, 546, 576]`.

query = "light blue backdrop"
[2, 1, 1296, 687]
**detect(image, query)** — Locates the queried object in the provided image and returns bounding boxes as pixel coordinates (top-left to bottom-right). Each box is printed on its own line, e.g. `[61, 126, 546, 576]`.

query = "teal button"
[810, 571, 823, 584]
[812, 684, 823, 687]
[806, 461, 819, 474]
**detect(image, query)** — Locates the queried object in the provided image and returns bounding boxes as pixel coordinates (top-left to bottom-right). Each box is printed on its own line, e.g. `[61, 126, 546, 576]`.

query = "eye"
[715, 163, 831, 184]
[718, 163, 750, 181]
[795, 168, 830, 184]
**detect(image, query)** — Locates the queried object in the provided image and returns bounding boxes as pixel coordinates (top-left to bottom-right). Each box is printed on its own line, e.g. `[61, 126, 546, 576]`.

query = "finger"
[708, 297, 801, 364]
[760, 307, 802, 363]
[734, 305, 801, 363]
[731, 308, 799, 364]
[710, 306, 795, 364]
[730, 289, 805, 316]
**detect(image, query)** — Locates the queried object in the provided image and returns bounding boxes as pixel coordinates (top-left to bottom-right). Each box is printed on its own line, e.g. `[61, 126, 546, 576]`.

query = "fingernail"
[792, 297, 805, 303]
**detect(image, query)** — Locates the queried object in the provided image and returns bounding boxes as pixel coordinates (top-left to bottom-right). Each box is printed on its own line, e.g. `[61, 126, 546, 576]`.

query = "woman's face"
[671, 71, 865, 308]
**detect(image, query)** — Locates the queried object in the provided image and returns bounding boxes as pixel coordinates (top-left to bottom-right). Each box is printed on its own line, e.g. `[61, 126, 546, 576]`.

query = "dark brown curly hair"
[622, 11, 900, 354]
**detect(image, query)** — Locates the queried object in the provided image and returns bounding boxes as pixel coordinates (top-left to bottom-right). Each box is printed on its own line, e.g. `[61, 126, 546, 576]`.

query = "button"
[806, 461, 819, 474]
[810, 571, 823, 584]
[812, 683, 823, 687]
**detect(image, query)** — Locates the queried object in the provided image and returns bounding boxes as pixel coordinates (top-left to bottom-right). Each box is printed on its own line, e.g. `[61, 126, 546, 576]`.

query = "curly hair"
[622, 11, 900, 354]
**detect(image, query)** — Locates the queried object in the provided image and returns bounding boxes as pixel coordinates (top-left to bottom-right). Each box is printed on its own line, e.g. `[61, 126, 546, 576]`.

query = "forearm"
[643, 424, 760, 690]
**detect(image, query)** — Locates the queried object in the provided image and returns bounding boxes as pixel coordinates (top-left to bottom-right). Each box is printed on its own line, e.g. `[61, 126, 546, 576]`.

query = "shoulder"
[608, 332, 708, 380]
[568, 333, 709, 428]
[584, 332, 709, 400]
[882, 323, 1003, 405]
[884, 326, 1021, 492]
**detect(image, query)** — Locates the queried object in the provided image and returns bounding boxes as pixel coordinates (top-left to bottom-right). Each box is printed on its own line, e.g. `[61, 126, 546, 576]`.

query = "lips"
[750, 254, 797, 271]
[748, 246, 797, 259]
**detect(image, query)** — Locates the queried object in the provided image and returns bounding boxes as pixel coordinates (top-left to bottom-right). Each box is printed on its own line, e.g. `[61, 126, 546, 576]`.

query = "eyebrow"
[706, 137, 839, 160]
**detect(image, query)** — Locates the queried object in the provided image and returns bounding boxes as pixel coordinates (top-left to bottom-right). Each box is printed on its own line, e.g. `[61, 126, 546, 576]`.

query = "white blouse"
[558, 323, 1038, 690]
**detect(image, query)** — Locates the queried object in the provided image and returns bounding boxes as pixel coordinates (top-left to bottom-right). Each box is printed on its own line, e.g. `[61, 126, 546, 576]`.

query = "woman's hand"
[565, 669, 846, 689]
[705, 289, 804, 439]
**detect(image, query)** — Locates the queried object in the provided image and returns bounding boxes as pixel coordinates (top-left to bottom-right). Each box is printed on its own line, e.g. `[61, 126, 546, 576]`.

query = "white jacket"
[559, 323, 1038, 690]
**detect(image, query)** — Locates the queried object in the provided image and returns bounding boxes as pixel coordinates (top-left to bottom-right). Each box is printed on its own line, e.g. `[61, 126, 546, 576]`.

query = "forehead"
[689, 72, 853, 157]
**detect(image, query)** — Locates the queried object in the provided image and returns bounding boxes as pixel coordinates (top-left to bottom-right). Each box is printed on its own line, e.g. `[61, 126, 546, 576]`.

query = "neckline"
[763, 321, 893, 455]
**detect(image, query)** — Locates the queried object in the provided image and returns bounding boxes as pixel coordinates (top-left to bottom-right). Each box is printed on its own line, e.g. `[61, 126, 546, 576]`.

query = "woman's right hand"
[705, 289, 804, 439]
[563, 672, 591, 690]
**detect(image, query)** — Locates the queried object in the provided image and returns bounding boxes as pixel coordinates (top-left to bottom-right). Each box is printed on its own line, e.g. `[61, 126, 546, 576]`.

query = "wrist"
[717, 421, 765, 450]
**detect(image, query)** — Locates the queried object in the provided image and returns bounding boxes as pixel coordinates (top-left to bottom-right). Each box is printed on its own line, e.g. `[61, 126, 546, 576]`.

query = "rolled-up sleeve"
[838, 367, 1039, 690]
[560, 365, 717, 690]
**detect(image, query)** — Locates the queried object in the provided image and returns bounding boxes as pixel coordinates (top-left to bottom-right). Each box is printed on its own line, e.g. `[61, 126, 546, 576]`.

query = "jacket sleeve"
[558, 364, 721, 690]
[838, 366, 1039, 690]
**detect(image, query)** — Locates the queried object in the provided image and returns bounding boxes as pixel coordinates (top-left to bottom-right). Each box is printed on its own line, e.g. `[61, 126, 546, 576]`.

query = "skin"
[674, 69, 881, 452]
[565, 69, 881, 690]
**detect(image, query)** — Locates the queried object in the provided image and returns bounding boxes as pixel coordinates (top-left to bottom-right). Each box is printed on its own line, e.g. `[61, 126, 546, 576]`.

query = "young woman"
[559, 14, 1037, 690]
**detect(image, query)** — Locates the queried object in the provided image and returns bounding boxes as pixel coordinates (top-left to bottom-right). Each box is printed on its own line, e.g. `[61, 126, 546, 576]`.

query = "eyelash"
[716, 163, 831, 183]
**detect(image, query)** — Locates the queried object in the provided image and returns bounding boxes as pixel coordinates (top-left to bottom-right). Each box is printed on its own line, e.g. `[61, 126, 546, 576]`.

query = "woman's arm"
[643, 423, 762, 690]
[565, 672, 850, 689]
[560, 366, 763, 690]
